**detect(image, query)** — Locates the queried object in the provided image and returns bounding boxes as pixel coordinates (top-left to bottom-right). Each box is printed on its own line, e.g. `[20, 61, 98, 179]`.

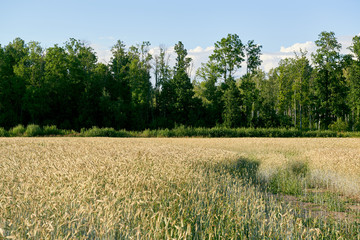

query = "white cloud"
[187, 46, 215, 77]
[338, 35, 355, 55]
[260, 53, 292, 72]
[90, 43, 112, 64]
[261, 35, 356, 72]
[280, 41, 316, 53]
[189, 46, 204, 53]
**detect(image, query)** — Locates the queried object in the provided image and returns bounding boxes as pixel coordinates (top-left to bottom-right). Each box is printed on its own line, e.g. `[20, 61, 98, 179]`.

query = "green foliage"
[10, 124, 26, 136]
[268, 161, 309, 196]
[245, 40, 262, 74]
[42, 125, 63, 136]
[3, 125, 360, 138]
[210, 33, 245, 82]
[0, 38, 28, 129]
[222, 81, 243, 128]
[301, 192, 346, 212]
[289, 160, 309, 178]
[0, 32, 360, 131]
[0, 127, 9, 137]
[349, 35, 360, 60]
[329, 118, 348, 132]
[194, 61, 223, 127]
[24, 124, 42, 137]
[312, 31, 349, 128]
[80, 126, 131, 137]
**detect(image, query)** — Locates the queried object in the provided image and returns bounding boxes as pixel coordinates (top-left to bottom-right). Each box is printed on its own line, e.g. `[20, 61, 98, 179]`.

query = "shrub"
[329, 119, 348, 132]
[24, 124, 43, 137]
[81, 127, 131, 137]
[81, 126, 115, 137]
[10, 124, 26, 136]
[43, 125, 63, 136]
[352, 121, 360, 131]
[118, 129, 133, 137]
[172, 125, 189, 137]
[156, 128, 172, 137]
[0, 127, 9, 137]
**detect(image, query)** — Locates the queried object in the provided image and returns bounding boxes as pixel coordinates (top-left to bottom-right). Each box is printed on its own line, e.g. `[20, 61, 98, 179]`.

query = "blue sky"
[1, 0, 359, 74]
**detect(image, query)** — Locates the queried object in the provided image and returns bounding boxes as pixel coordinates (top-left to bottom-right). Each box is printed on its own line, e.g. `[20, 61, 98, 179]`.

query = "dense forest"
[0, 31, 359, 131]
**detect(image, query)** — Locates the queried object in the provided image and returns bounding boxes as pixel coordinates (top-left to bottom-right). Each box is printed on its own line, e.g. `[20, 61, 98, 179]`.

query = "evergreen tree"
[171, 41, 196, 125]
[106, 40, 132, 129]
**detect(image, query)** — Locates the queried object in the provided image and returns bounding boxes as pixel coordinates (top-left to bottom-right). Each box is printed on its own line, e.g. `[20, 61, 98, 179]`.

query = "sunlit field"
[0, 138, 359, 239]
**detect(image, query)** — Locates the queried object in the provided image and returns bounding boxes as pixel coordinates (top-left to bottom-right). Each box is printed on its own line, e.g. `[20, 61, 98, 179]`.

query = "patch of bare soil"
[276, 190, 360, 223]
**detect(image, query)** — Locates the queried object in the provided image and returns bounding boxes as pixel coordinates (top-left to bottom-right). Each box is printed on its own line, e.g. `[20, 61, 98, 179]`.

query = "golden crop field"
[0, 138, 359, 239]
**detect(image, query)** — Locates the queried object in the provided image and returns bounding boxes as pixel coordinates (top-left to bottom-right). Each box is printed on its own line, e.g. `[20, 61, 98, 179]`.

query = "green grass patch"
[268, 161, 309, 196]
[301, 191, 347, 212]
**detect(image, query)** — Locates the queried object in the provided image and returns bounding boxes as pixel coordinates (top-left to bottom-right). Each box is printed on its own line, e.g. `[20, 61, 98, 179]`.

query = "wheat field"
[0, 138, 359, 239]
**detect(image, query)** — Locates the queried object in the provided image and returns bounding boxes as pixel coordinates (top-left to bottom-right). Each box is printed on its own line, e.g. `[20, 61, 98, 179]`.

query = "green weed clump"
[268, 161, 309, 196]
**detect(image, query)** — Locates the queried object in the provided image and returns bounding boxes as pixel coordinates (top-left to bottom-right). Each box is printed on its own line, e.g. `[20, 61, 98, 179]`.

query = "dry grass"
[0, 138, 359, 239]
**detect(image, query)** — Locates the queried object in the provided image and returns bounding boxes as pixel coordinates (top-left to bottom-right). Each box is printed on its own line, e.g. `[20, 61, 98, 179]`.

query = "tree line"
[0, 31, 359, 131]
